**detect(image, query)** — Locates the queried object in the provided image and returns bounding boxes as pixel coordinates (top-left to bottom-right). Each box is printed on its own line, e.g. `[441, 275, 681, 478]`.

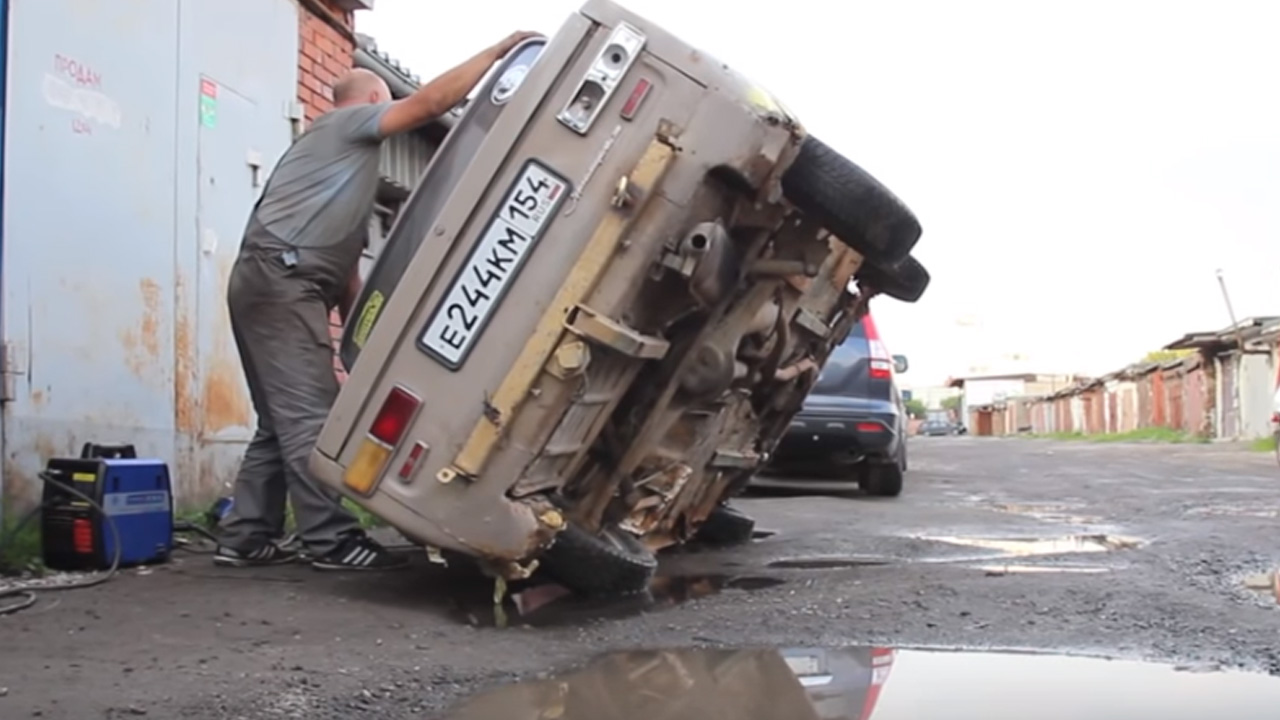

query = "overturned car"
[310, 0, 929, 595]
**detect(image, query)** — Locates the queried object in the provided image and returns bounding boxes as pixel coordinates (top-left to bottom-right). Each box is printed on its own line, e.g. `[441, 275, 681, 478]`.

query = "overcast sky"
[357, 0, 1279, 386]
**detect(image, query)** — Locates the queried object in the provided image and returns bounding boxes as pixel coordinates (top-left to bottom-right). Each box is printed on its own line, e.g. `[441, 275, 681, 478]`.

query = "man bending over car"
[215, 31, 539, 571]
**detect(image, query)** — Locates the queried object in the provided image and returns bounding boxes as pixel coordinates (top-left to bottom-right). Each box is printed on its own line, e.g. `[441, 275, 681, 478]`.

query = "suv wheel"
[537, 522, 657, 597]
[859, 460, 904, 498]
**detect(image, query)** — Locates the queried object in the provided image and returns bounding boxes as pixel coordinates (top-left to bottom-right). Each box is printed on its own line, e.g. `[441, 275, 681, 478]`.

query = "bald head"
[332, 68, 392, 107]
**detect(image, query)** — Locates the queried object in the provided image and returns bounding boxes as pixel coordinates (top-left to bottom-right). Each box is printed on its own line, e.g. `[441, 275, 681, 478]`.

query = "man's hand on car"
[493, 31, 542, 58]
[379, 30, 545, 137]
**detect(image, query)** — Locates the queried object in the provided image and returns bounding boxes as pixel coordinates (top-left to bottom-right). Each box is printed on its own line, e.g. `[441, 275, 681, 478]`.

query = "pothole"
[455, 573, 788, 628]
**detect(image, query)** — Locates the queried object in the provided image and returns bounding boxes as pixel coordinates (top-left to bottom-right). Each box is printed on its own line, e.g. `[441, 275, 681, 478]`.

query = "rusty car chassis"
[309, 0, 929, 595]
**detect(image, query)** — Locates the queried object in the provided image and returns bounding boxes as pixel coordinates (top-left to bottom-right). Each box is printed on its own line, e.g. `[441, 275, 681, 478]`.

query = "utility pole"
[1215, 269, 1245, 347]
[1215, 269, 1246, 439]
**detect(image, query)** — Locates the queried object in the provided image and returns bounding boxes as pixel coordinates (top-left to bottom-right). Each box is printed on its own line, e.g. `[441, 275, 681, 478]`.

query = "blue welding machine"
[40, 445, 174, 572]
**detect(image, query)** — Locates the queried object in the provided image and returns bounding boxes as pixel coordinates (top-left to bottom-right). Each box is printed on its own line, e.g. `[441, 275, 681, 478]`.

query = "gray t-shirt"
[247, 102, 391, 293]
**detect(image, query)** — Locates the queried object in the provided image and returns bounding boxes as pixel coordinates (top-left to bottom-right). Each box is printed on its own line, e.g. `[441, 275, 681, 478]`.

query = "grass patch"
[1027, 427, 1209, 444]
[1249, 436, 1278, 453]
[1, 509, 45, 575]
[342, 499, 386, 529]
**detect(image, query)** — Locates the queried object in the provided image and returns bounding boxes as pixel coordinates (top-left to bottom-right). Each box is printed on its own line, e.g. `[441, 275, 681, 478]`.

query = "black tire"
[537, 523, 657, 597]
[692, 503, 757, 546]
[856, 255, 930, 303]
[781, 135, 921, 265]
[859, 461, 904, 498]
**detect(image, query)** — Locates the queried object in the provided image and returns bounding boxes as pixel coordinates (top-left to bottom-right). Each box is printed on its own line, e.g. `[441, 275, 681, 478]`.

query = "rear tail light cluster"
[370, 386, 420, 446]
[557, 22, 646, 134]
[343, 385, 422, 496]
[863, 313, 893, 381]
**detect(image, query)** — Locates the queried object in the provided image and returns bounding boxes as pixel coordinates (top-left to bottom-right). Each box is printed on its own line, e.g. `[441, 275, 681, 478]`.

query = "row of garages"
[965, 317, 1279, 440]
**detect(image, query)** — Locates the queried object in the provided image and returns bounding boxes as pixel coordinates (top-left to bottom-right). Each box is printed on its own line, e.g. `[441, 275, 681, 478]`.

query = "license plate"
[784, 655, 822, 676]
[419, 160, 569, 368]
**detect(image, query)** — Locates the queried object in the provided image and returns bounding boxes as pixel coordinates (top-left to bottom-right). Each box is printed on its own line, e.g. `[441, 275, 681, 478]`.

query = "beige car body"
[310, 0, 913, 581]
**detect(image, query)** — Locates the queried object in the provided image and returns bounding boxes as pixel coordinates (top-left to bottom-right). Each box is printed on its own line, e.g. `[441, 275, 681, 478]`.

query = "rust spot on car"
[202, 356, 250, 432]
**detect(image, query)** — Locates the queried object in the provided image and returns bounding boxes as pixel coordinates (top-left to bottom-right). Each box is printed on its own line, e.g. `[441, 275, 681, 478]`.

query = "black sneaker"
[311, 533, 410, 571]
[213, 542, 298, 567]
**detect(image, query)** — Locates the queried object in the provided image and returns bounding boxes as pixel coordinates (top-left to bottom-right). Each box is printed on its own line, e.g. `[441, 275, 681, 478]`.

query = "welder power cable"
[0, 471, 122, 615]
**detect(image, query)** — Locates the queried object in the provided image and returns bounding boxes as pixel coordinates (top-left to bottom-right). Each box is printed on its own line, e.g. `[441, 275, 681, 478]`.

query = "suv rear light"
[862, 313, 893, 380]
[344, 385, 422, 496]
[1272, 412, 1280, 424]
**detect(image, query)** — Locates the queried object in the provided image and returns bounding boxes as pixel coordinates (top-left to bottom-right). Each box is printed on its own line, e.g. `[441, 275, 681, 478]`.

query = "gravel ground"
[2, 437, 1280, 718]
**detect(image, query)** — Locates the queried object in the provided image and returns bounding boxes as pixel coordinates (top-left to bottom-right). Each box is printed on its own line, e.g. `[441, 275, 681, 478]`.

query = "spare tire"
[781, 135, 921, 265]
[857, 254, 930, 304]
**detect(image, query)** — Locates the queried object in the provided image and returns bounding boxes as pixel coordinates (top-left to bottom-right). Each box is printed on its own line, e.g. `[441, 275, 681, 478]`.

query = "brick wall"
[296, 0, 357, 381]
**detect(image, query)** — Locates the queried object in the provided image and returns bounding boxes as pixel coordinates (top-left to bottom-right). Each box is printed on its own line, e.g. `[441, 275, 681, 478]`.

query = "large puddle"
[450, 533, 1144, 627]
[439, 645, 1280, 719]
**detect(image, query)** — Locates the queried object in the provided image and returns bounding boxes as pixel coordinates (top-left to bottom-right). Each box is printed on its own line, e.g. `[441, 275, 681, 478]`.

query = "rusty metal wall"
[1183, 363, 1210, 436]
[1164, 370, 1184, 431]
[1, 0, 299, 510]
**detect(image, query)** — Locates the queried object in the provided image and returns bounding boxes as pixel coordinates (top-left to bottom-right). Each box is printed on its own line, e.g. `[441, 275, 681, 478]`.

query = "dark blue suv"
[755, 312, 909, 497]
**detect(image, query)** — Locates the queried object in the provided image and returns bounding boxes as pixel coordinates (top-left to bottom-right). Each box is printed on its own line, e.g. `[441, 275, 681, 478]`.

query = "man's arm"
[378, 30, 540, 138]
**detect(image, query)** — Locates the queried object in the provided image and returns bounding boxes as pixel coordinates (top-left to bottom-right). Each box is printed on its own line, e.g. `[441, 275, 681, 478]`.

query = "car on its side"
[753, 313, 909, 497]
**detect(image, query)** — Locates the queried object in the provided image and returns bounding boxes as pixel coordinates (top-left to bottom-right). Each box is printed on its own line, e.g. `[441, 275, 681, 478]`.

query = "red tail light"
[856, 422, 885, 433]
[1272, 412, 1280, 424]
[863, 314, 893, 380]
[369, 385, 421, 447]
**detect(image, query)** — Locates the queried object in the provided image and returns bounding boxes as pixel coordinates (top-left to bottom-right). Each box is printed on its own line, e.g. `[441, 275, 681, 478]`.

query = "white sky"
[358, 0, 1280, 386]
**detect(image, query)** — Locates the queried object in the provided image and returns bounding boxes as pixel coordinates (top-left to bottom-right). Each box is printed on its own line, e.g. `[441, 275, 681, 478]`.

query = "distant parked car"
[917, 419, 958, 436]
[754, 313, 909, 497]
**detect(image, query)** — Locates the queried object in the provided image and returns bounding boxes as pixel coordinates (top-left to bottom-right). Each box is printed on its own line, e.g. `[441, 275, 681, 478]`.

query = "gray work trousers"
[217, 235, 359, 555]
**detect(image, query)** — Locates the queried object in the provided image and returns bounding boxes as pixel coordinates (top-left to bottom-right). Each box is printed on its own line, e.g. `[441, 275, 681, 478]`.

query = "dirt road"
[3, 437, 1280, 718]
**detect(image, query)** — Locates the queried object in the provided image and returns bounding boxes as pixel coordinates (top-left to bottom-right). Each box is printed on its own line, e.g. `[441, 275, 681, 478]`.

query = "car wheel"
[855, 255, 930, 304]
[537, 522, 657, 597]
[859, 461, 904, 498]
[780, 135, 921, 265]
[692, 503, 757, 546]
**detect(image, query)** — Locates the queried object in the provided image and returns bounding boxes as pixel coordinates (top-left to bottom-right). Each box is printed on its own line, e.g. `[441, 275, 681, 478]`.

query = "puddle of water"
[768, 557, 892, 570]
[976, 564, 1112, 576]
[439, 645, 1280, 719]
[454, 573, 786, 628]
[924, 534, 1143, 558]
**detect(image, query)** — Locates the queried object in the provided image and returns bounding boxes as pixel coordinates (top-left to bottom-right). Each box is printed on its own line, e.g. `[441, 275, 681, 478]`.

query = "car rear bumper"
[771, 411, 899, 459]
